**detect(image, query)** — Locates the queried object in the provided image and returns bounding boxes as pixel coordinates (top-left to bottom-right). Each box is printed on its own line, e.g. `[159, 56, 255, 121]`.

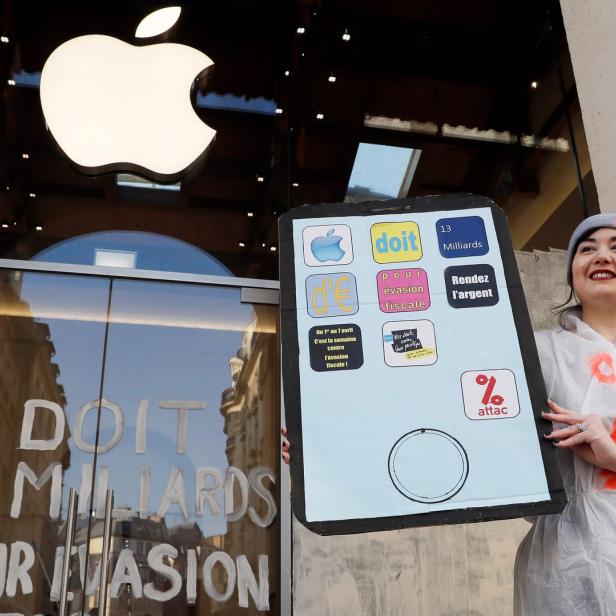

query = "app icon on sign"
[444, 264, 499, 308]
[309, 323, 363, 371]
[303, 225, 354, 266]
[377, 268, 430, 313]
[460, 369, 520, 420]
[371, 221, 422, 264]
[382, 319, 437, 367]
[306, 273, 359, 318]
[436, 216, 489, 258]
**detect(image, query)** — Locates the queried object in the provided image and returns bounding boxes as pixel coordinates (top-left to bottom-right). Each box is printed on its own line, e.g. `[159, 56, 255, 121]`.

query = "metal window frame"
[0, 257, 291, 616]
[0, 258, 280, 289]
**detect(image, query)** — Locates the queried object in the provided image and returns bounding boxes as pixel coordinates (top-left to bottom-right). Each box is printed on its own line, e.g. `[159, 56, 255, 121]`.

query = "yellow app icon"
[371, 222, 422, 263]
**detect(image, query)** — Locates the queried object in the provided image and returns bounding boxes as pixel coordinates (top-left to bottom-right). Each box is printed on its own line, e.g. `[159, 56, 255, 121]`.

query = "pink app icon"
[377, 268, 430, 313]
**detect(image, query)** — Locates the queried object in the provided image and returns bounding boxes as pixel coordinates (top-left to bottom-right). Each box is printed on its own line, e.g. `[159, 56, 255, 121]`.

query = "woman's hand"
[281, 427, 291, 465]
[543, 399, 616, 472]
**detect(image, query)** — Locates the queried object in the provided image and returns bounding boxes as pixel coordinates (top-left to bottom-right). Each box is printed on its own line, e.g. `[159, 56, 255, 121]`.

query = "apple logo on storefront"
[39, 6, 215, 183]
[311, 228, 346, 262]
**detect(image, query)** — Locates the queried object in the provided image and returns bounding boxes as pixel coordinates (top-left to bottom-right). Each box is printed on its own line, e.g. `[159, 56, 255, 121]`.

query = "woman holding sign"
[514, 214, 616, 615]
[282, 213, 616, 614]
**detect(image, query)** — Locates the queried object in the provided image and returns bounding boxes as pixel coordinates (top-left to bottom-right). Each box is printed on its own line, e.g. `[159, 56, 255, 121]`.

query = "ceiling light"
[270, 246, 277, 252]
[7, 79, 15, 86]
[328, 74, 337, 83]
[284, 70, 290, 77]
[1, 223, 8, 229]
[292, 182, 299, 187]
[342, 29, 351, 41]
[316, 112, 324, 120]
[238, 242, 245, 247]
[247, 212, 254, 217]
[531, 81, 538, 89]
[29, 193, 36, 198]
[21, 153, 29, 159]
[297, 27, 305, 34]
[275, 107, 283, 115]
[256, 175, 264, 182]
[261, 243, 266, 247]
[1, 36, 9, 44]
[35, 225, 43, 231]
[5, 185, 9, 191]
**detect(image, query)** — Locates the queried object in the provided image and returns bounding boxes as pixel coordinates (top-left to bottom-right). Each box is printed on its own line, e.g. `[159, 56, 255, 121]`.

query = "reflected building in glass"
[0, 271, 70, 616]
[220, 304, 279, 612]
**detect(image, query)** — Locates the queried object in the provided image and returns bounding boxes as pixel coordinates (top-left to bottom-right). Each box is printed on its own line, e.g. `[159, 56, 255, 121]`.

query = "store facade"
[0, 0, 607, 614]
[0, 258, 286, 615]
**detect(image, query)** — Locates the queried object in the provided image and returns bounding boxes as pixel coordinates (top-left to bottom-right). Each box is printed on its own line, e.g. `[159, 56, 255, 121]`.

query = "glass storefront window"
[0, 267, 280, 615]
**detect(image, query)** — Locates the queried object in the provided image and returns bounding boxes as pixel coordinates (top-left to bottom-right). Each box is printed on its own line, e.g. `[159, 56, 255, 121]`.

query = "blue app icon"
[305, 272, 358, 318]
[311, 228, 346, 262]
[436, 216, 489, 258]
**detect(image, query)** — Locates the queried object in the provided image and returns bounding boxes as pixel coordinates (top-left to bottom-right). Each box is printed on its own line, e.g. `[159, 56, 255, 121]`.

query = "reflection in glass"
[0, 270, 109, 615]
[88, 280, 278, 615]
[0, 270, 279, 614]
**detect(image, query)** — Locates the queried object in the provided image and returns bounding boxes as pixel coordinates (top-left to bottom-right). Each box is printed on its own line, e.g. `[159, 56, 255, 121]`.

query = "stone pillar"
[559, 0, 616, 213]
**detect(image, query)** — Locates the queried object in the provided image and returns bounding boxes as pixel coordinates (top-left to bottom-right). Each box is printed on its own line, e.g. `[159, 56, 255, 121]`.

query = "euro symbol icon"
[334, 275, 353, 312]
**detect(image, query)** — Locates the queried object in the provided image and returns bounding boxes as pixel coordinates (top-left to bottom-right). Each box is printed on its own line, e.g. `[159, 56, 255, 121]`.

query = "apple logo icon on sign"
[303, 224, 354, 266]
[312, 229, 345, 262]
[39, 6, 215, 183]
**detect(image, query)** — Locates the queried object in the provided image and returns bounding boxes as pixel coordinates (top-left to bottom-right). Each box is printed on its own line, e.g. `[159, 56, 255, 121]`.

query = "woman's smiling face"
[572, 227, 616, 307]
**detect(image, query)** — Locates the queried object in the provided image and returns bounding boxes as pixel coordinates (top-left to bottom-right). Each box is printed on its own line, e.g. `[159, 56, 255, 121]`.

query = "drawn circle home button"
[388, 428, 469, 503]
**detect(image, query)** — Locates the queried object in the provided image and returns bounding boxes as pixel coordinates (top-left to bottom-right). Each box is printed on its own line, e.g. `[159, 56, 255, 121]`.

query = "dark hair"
[554, 287, 581, 330]
[556, 226, 600, 328]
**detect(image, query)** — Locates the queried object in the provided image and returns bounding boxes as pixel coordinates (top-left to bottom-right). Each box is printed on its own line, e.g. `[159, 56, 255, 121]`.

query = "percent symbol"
[475, 374, 504, 405]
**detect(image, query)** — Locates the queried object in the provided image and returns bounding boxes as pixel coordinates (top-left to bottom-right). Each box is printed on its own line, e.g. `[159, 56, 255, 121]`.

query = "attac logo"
[371, 222, 422, 264]
[460, 369, 520, 420]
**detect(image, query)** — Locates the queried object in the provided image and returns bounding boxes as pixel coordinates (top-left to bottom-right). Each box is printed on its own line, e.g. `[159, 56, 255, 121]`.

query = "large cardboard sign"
[279, 195, 566, 535]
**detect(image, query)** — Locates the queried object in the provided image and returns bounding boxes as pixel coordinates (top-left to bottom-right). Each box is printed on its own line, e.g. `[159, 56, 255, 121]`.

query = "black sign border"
[279, 194, 567, 536]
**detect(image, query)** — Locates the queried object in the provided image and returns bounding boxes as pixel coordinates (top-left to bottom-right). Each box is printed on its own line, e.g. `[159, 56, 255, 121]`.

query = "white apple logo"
[39, 6, 215, 183]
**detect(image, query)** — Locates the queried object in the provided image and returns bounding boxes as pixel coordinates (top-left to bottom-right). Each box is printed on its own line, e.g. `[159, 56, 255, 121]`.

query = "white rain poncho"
[514, 313, 616, 615]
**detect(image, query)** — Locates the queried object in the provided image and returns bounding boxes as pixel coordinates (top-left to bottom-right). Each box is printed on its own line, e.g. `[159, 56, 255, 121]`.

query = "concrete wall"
[292, 249, 568, 616]
[559, 0, 616, 213]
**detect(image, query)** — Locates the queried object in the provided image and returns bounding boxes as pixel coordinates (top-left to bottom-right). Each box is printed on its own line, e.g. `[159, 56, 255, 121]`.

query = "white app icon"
[302, 225, 354, 266]
[461, 369, 520, 420]
[40, 7, 215, 183]
[382, 320, 437, 367]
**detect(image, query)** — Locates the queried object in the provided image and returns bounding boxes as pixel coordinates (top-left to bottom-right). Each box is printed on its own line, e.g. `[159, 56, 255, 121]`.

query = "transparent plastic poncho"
[514, 314, 616, 615]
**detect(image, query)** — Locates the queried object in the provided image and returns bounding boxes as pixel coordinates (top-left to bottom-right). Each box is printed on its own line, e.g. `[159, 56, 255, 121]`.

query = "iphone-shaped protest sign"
[279, 194, 566, 535]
